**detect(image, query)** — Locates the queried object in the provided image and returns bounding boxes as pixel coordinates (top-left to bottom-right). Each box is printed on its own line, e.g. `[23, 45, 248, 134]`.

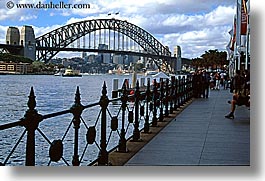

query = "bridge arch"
[36, 18, 172, 63]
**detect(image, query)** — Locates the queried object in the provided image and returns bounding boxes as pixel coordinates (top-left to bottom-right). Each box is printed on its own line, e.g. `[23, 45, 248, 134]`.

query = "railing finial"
[75, 86, 81, 105]
[27, 86, 36, 110]
[102, 81, 107, 96]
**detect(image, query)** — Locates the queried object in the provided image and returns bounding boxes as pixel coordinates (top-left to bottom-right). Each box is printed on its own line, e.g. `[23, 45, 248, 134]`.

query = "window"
[0, 65, 6, 70]
[7, 65, 15, 71]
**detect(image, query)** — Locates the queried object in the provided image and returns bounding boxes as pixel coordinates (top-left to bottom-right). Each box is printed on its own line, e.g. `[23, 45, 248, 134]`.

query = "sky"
[0, 0, 241, 59]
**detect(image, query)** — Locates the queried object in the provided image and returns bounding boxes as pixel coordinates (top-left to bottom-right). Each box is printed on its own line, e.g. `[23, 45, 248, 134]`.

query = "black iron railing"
[0, 75, 193, 166]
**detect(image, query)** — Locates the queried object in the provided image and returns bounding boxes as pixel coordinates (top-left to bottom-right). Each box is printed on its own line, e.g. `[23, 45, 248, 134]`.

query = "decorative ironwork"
[0, 76, 194, 166]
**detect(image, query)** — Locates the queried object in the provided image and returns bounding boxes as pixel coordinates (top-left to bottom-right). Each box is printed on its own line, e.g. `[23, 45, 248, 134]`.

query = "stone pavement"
[124, 89, 250, 166]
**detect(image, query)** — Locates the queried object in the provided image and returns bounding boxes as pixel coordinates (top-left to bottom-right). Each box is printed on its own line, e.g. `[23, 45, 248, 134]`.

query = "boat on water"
[62, 68, 82, 77]
[54, 72, 62, 76]
[145, 70, 159, 76]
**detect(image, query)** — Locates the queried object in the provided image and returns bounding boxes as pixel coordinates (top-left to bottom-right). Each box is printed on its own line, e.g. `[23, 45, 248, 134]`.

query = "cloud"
[0, 0, 45, 21]
[0, 25, 8, 43]
[163, 25, 232, 58]
[0, 0, 237, 59]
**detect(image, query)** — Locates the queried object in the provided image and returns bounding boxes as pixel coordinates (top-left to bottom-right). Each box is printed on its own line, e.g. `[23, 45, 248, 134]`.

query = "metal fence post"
[182, 77, 186, 103]
[70, 86, 83, 166]
[152, 79, 158, 127]
[98, 82, 109, 165]
[159, 78, 164, 122]
[170, 76, 175, 114]
[174, 78, 178, 110]
[118, 82, 128, 152]
[164, 78, 169, 117]
[181, 77, 185, 105]
[178, 76, 183, 106]
[20, 87, 42, 166]
[144, 79, 150, 133]
[188, 75, 193, 100]
[132, 80, 140, 141]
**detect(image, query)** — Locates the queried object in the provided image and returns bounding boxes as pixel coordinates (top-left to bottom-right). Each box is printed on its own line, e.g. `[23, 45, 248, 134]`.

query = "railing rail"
[0, 75, 193, 166]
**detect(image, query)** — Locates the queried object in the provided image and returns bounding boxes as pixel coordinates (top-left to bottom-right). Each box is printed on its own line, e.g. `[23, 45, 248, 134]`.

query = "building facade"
[0, 62, 33, 74]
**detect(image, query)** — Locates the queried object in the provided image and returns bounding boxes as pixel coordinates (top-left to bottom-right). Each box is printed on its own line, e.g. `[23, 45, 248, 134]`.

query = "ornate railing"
[0, 75, 193, 166]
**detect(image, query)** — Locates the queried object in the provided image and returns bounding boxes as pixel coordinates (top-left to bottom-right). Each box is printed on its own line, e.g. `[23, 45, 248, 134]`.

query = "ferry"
[144, 70, 158, 76]
[62, 68, 82, 77]
[54, 72, 62, 76]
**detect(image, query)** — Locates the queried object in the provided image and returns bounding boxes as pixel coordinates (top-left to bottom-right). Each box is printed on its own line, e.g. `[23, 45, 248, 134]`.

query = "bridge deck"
[124, 89, 250, 166]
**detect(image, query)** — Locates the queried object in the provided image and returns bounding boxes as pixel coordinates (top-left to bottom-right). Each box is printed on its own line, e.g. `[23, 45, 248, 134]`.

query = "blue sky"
[0, 0, 248, 59]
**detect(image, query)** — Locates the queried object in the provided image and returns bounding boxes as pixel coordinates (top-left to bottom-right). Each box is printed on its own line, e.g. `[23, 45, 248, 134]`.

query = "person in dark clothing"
[243, 70, 250, 96]
[225, 70, 249, 119]
[201, 70, 210, 98]
[231, 70, 244, 94]
[192, 70, 203, 98]
[192, 71, 198, 98]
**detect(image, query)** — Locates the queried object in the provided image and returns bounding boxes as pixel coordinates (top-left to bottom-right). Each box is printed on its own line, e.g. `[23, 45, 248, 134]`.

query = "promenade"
[124, 88, 250, 166]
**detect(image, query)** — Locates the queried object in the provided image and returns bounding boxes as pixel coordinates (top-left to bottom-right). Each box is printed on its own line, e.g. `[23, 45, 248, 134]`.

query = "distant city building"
[113, 55, 124, 64]
[128, 55, 140, 64]
[95, 54, 103, 64]
[87, 54, 96, 63]
[49, 58, 63, 65]
[82, 52, 87, 59]
[98, 44, 111, 64]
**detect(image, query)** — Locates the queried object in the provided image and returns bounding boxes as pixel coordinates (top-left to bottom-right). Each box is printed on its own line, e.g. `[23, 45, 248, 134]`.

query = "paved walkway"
[125, 89, 250, 166]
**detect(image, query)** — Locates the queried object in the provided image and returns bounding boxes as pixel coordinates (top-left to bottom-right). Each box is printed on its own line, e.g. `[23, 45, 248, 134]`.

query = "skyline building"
[98, 44, 111, 64]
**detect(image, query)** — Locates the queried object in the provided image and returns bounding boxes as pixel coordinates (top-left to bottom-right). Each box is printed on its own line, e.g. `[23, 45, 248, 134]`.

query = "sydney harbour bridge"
[0, 18, 181, 73]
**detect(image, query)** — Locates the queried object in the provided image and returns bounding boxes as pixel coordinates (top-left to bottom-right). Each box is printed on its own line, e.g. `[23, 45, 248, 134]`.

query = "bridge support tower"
[20, 26, 36, 61]
[5, 26, 36, 61]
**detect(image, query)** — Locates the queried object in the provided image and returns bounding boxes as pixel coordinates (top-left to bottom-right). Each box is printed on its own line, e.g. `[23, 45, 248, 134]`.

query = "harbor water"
[0, 74, 156, 166]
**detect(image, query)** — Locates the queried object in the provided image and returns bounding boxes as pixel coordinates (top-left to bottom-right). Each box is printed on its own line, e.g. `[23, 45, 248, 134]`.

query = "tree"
[0, 53, 32, 63]
[191, 57, 203, 69]
[32, 61, 45, 72]
[192, 49, 228, 70]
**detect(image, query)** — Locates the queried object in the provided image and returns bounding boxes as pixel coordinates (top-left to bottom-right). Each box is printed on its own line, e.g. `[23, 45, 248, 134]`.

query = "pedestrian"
[209, 73, 215, 90]
[202, 70, 210, 98]
[220, 71, 225, 87]
[243, 70, 250, 96]
[214, 72, 220, 90]
[225, 70, 249, 119]
[225, 90, 250, 119]
[223, 73, 229, 90]
[192, 70, 203, 98]
[231, 70, 244, 94]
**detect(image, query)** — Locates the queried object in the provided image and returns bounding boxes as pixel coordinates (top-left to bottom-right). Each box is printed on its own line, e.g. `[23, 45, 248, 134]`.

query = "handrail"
[0, 75, 194, 166]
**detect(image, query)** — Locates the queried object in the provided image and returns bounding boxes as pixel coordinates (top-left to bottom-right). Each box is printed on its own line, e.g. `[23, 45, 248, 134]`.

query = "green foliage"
[32, 61, 45, 72]
[0, 53, 32, 63]
[32, 61, 55, 72]
[191, 49, 228, 69]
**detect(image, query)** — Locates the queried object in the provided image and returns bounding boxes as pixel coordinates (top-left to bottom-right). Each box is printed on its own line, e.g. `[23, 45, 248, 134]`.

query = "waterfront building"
[0, 61, 33, 74]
